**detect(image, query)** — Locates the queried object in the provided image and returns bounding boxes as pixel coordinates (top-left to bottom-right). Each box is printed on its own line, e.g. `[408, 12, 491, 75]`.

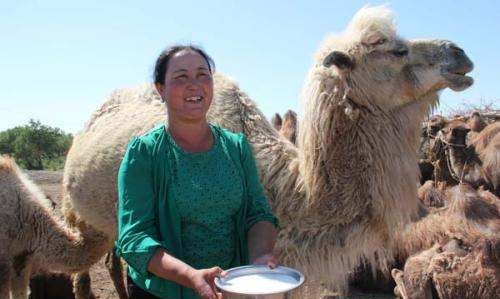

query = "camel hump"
[0, 155, 14, 173]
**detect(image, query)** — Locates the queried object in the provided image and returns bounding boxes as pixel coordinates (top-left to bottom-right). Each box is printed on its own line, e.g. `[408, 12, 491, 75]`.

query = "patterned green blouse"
[166, 126, 251, 269]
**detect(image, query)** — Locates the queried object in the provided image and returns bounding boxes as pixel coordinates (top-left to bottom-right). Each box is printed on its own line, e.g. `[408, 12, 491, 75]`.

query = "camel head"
[440, 119, 470, 146]
[427, 115, 447, 138]
[467, 111, 487, 132]
[316, 5, 474, 111]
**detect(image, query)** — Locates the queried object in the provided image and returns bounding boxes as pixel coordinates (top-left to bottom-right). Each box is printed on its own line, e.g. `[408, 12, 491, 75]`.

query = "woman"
[115, 45, 279, 299]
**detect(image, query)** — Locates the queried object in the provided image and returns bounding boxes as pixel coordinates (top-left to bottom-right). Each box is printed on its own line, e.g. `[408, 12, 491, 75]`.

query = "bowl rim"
[214, 265, 305, 295]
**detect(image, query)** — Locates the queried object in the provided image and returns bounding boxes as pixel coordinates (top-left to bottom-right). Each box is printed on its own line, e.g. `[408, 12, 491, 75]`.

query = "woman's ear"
[155, 83, 165, 94]
[155, 83, 167, 102]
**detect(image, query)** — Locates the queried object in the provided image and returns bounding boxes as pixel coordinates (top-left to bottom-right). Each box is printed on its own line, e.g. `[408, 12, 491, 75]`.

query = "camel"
[392, 236, 500, 299]
[396, 184, 500, 263]
[279, 109, 298, 144]
[0, 155, 107, 299]
[431, 119, 486, 188]
[471, 122, 500, 195]
[61, 6, 474, 297]
[418, 115, 448, 184]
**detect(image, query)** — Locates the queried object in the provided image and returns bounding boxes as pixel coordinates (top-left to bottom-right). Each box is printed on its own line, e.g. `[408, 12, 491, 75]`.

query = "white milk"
[221, 273, 298, 294]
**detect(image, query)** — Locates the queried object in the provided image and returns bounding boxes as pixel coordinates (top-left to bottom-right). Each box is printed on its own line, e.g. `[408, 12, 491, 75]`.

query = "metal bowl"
[215, 265, 305, 299]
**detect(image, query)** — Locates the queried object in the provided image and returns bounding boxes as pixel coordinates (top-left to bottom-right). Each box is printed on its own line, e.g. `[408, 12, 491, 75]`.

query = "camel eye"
[391, 47, 408, 57]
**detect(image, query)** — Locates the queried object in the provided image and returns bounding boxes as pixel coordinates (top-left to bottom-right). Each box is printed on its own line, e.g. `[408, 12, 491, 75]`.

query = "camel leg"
[391, 269, 408, 299]
[10, 254, 32, 299]
[72, 272, 92, 299]
[104, 251, 128, 299]
[0, 258, 11, 299]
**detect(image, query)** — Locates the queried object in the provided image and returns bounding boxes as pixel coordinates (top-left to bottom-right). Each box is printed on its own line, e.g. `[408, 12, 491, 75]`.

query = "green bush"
[0, 120, 72, 170]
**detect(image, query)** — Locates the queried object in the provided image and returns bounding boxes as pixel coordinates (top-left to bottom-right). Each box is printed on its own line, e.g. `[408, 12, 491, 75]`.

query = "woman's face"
[156, 50, 213, 123]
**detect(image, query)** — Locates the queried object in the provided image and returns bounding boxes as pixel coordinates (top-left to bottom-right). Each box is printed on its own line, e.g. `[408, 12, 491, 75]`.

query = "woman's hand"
[251, 252, 279, 268]
[188, 267, 226, 299]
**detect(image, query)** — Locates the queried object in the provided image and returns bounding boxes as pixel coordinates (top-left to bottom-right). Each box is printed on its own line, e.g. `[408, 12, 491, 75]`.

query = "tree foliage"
[0, 120, 72, 170]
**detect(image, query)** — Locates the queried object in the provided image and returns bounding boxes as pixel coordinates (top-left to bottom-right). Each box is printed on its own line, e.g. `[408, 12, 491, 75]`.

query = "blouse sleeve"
[239, 135, 279, 232]
[115, 137, 162, 277]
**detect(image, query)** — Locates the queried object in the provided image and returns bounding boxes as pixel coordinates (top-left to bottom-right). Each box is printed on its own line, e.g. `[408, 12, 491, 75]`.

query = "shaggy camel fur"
[0, 156, 107, 299]
[62, 6, 474, 296]
[396, 184, 500, 263]
[279, 109, 298, 144]
[392, 236, 500, 299]
[417, 181, 447, 208]
[471, 122, 500, 195]
[391, 184, 499, 298]
[271, 113, 282, 131]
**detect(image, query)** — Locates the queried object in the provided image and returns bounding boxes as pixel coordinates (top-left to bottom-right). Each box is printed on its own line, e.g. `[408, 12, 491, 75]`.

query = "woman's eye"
[175, 75, 188, 80]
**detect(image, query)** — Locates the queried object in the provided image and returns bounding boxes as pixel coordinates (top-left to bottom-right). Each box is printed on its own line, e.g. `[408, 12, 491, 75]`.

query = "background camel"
[392, 236, 500, 299]
[0, 155, 107, 299]
[471, 122, 500, 195]
[62, 6, 474, 297]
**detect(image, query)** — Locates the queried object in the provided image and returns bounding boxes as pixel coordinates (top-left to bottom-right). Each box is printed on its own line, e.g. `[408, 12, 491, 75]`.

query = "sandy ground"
[26, 170, 395, 299]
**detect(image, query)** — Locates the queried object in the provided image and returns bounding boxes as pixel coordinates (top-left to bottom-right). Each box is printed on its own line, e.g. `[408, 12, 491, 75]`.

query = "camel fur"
[62, 6, 474, 296]
[392, 236, 500, 299]
[471, 122, 500, 195]
[0, 156, 107, 299]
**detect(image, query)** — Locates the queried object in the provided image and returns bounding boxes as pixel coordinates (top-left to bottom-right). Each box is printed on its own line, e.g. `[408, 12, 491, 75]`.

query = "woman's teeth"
[185, 96, 203, 102]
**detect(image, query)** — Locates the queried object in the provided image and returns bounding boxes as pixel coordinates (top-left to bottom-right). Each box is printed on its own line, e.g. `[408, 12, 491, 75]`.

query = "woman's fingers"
[252, 253, 280, 268]
[205, 266, 225, 299]
[267, 255, 278, 269]
[197, 280, 219, 299]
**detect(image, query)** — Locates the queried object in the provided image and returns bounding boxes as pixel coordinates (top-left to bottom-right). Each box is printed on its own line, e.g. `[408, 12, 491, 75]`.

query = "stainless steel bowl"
[215, 265, 305, 299]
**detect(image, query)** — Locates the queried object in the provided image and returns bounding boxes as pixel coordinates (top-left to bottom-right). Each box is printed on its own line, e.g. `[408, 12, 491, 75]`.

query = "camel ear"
[323, 51, 354, 70]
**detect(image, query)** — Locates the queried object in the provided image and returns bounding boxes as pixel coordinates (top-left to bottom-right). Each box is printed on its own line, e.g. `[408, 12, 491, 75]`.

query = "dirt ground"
[26, 170, 394, 299]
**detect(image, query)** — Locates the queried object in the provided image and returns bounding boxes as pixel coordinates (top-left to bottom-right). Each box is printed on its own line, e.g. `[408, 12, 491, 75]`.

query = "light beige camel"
[0, 155, 107, 299]
[62, 6, 474, 297]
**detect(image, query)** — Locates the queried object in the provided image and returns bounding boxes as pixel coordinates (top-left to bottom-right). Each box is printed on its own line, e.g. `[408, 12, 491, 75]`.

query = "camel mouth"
[442, 72, 474, 92]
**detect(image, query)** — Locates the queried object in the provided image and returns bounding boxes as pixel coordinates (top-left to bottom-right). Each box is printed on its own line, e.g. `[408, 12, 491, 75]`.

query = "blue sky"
[1, 0, 499, 133]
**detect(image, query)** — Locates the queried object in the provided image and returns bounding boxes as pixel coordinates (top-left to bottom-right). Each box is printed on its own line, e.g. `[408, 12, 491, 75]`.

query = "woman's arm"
[239, 135, 280, 267]
[247, 221, 279, 267]
[118, 137, 224, 299]
[148, 249, 225, 299]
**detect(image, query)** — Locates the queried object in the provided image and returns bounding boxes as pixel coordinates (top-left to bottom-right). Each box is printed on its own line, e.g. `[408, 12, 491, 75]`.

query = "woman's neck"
[167, 118, 213, 152]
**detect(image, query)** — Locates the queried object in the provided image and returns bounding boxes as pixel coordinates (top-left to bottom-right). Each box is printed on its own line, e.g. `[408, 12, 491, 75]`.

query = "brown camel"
[392, 236, 500, 299]
[471, 122, 500, 196]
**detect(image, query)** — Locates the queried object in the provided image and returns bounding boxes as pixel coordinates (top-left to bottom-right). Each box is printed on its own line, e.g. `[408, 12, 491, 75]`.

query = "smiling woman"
[115, 45, 279, 299]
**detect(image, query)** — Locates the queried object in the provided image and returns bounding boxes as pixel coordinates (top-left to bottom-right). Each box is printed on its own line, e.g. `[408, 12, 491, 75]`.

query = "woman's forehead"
[168, 50, 209, 72]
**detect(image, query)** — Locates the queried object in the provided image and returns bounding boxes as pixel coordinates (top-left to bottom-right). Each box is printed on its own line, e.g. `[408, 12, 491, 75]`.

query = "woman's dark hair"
[153, 44, 215, 85]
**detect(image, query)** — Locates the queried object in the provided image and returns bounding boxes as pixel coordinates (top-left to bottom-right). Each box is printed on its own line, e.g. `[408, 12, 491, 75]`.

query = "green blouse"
[116, 124, 278, 299]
